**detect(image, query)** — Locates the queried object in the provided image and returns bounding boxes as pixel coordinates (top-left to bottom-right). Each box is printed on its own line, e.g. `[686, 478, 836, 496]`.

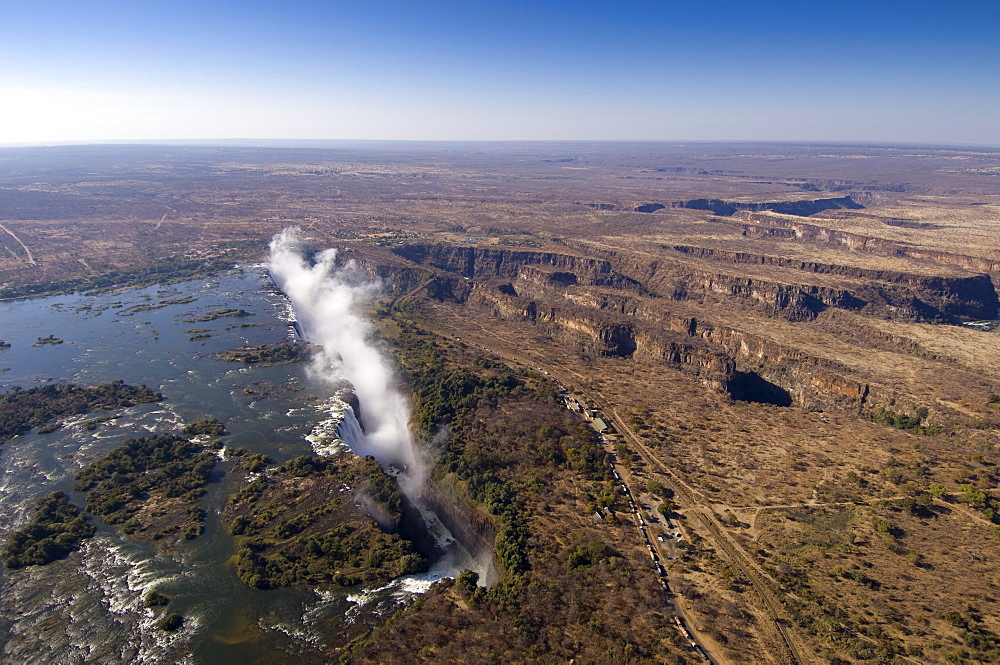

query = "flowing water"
[0, 264, 471, 664]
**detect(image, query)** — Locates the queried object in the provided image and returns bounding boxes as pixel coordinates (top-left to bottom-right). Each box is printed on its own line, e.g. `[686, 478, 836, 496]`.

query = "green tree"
[645, 479, 667, 497]
[959, 483, 987, 508]
[3, 491, 95, 568]
[456, 569, 479, 595]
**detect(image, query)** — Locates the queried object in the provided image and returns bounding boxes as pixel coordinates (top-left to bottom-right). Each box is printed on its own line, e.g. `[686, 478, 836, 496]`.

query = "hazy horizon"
[3, 1, 998, 146]
[4, 138, 1000, 152]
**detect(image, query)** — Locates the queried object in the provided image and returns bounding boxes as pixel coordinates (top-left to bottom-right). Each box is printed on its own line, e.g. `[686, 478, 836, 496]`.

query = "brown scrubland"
[2, 142, 1000, 663]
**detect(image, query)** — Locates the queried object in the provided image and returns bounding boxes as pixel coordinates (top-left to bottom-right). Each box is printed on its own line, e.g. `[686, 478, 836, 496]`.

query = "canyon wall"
[739, 211, 1000, 274]
[362, 242, 996, 417]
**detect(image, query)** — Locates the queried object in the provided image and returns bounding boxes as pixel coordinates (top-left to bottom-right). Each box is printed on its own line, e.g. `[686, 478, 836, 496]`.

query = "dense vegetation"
[182, 416, 227, 437]
[394, 325, 520, 433]
[0, 381, 162, 444]
[217, 342, 307, 365]
[865, 406, 944, 435]
[226, 454, 427, 589]
[74, 432, 218, 541]
[156, 613, 185, 632]
[226, 447, 272, 472]
[144, 589, 170, 607]
[2, 491, 95, 569]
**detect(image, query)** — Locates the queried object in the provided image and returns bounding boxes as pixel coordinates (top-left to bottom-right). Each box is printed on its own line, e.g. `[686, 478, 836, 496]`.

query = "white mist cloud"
[268, 227, 425, 492]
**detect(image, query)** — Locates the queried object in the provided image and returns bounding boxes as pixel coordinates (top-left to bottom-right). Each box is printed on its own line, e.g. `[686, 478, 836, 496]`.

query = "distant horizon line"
[2, 138, 1000, 152]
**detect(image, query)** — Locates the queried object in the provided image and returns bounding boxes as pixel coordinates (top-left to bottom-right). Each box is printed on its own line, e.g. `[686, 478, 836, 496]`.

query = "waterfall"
[268, 227, 426, 494]
[335, 403, 366, 450]
[269, 228, 488, 583]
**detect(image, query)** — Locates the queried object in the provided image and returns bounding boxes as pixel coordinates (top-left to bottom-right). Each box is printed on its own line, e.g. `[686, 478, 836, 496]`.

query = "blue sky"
[1, 0, 998, 145]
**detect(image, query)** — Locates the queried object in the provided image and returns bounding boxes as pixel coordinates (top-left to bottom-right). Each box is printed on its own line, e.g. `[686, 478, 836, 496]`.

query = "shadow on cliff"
[728, 371, 793, 406]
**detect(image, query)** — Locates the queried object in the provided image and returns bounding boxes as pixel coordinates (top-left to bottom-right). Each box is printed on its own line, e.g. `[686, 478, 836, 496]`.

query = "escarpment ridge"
[596, 195, 866, 217]
[739, 210, 1000, 273]
[350, 239, 1000, 422]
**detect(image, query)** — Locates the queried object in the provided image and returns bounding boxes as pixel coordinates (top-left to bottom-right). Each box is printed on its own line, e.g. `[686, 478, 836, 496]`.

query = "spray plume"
[268, 227, 425, 493]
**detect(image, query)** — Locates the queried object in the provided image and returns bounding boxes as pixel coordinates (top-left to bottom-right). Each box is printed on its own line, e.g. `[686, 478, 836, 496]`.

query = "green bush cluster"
[392, 324, 609, 588]
[182, 416, 227, 437]
[567, 540, 612, 570]
[953, 482, 1000, 529]
[3, 491, 95, 569]
[227, 447, 271, 472]
[228, 454, 426, 589]
[144, 589, 170, 607]
[121, 296, 197, 316]
[865, 406, 943, 435]
[217, 342, 306, 365]
[183, 308, 251, 323]
[236, 524, 427, 590]
[156, 613, 185, 632]
[395, 326, 518, 433]
[74, 433, 216, 528]
[0, 380, 162, 444]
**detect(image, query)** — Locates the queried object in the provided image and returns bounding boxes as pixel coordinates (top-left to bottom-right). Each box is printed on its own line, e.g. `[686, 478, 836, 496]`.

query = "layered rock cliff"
[354, 240, 998, 417]
[576, 243, 997, 323]
[665, 244, 998, 322]
[391, 244, 641, 291]
[739, 211, 1000, 274]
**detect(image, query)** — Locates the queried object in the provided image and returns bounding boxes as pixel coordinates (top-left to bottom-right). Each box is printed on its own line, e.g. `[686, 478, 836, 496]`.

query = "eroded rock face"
[354, 240, 998, 416]
[586, 244, 997, 323]
[373, 242, 997, 323]
[391, 244, 641, 290]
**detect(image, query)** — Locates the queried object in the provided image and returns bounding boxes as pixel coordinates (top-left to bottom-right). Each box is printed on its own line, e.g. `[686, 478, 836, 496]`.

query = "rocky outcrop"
[389, 241, 997, 324]
[742, 224, 797, 239]
[459, 276, 874, 409]
[633, 329, 734, 391]
[684, 318, 871, 409]
[462, 283, 733, 386]
[585, 246, 994, 323]
[880, 219, 944, 230]
[597, 196, 865, 217]
[345, 248, 435, 293]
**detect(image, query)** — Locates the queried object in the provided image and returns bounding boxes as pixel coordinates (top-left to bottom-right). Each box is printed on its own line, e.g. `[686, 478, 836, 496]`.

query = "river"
[0, 265, 463, 664]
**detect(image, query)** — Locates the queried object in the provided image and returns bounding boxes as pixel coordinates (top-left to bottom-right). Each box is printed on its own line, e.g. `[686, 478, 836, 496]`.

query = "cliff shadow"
[729, 371, 793, 406]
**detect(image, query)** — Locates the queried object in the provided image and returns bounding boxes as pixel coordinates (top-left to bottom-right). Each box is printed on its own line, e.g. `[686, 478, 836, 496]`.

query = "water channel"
[0, 265, 461, 664]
